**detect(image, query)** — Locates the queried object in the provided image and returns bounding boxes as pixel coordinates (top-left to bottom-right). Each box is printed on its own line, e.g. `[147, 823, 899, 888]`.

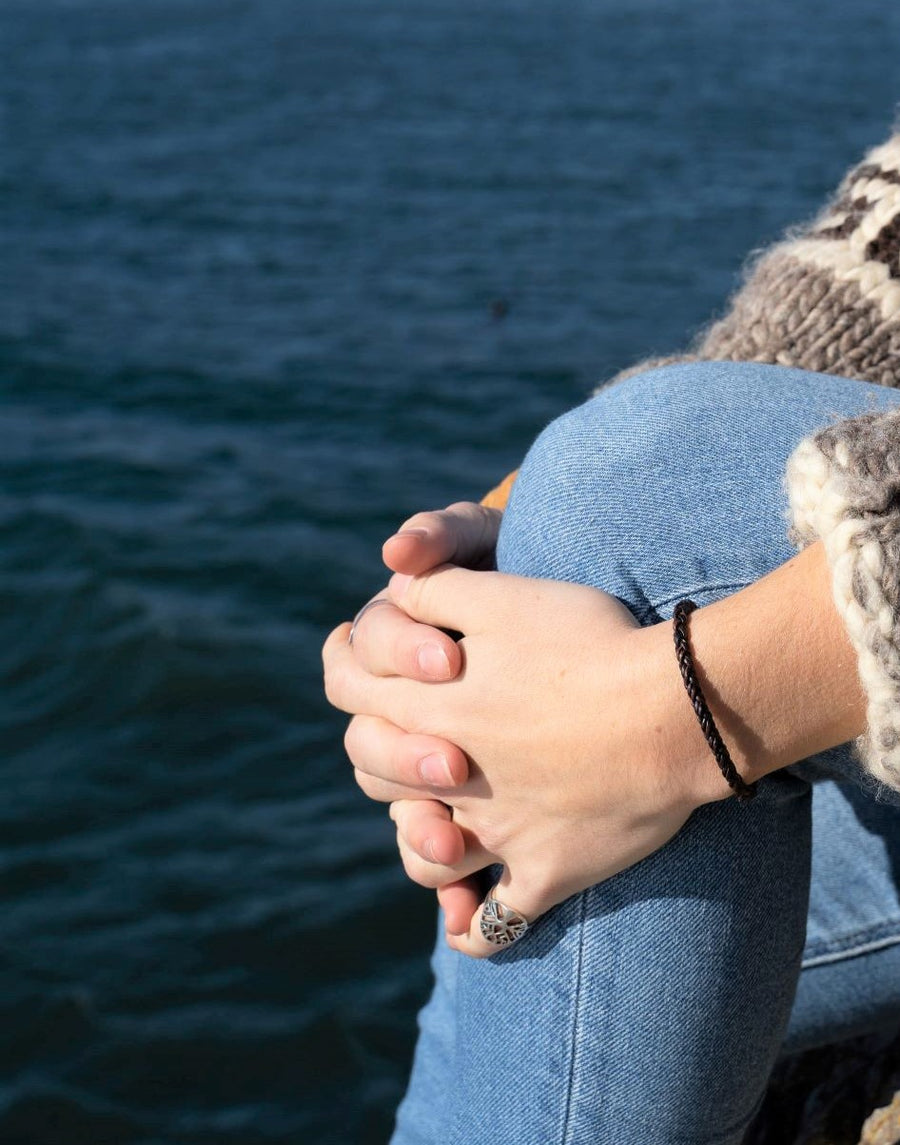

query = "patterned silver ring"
[479, 889, 530, 948]
[348, 597, 394, 646]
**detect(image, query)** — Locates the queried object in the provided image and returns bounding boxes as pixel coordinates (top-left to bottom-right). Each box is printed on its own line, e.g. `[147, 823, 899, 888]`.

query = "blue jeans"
[392, 363, 900, 1145]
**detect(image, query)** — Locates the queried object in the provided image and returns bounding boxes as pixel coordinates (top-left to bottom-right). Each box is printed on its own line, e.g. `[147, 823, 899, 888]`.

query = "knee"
[512, 360, 790, 491]
[499, 363, 736, 545]
[508, 362, 751, 502]
[496, 362, 799, 608]
[495, 365, 704, 596]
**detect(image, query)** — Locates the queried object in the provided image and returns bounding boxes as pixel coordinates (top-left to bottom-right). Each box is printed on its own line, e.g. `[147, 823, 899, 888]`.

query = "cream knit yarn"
[788, 411, 900, 793]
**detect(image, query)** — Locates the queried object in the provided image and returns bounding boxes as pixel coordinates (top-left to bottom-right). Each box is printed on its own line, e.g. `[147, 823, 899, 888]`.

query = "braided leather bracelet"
[672, 600, 757, 803]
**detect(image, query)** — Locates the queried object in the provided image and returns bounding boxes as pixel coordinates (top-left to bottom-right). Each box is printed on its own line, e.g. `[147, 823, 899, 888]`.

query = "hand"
[324, 566, 712, 957]
[348, 501, 500, 683]
[342, 502, 501, 873]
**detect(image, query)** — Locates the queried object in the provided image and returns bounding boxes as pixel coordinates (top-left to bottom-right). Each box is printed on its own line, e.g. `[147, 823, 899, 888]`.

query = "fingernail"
[395, 527, 429, 538]
[417, 642, 451, 679]
[424, 837, 438, 862]
[418, 752, 453, 786]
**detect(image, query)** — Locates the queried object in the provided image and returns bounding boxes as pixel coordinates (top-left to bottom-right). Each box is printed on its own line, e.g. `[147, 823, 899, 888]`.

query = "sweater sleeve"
[788, 410, 900, 794]
[760, 128, 900, 795]
[617, 129, 900, 793]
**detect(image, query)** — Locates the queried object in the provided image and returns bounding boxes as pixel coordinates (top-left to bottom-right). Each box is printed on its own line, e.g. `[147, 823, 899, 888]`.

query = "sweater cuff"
[787, 408, 900, 793]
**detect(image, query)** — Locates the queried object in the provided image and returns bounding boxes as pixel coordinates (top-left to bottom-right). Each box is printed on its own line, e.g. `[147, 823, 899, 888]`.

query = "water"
[1, 0, 900, 1140]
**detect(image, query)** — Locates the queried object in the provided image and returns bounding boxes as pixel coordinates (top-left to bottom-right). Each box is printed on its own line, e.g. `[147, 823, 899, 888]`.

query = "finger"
[354, 768, 456, 804]
[437, 878, 484, 937]
[345, 715, 469, 787]
[322, 622, 362, 713]
[349, 597, 461, 681]
[322, 620, 353, 665]
[389, 796, 490, 865]
[388, 801, 492, 888]
[395, 834, 489, 890]
[382, 502, 501, 575]
[389, 800, 468, 867]
[388, 564, 509, 634]
[447, 865, 549, 960]
[323, 625, 407, 719]
[325, 619, 459, 733]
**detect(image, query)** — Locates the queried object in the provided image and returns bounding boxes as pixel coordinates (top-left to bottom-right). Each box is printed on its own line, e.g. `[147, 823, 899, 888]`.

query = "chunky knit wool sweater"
[484, 130, 900, 794]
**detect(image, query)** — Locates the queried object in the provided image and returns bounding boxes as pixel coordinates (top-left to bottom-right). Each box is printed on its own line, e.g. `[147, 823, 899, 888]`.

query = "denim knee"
[496, 362, 841, 619]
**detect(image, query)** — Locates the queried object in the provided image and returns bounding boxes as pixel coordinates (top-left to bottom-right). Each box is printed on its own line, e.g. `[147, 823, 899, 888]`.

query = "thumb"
[448, 865, 546, 959]
[383, 503, 501, 575]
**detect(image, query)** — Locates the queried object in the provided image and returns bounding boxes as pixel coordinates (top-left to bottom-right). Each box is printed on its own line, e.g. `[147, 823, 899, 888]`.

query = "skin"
[322, 504, 866, 959]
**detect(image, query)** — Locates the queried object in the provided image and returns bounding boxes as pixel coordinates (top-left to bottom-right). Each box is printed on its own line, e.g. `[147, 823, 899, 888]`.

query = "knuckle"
[322, 623, 350, 664]
[353, 768, 389, 802]
[323, 660, 351, 710]
[361, 595, 394, 634]
[446, 500, 498, 541]
[352, 767, 372, 795]
[390, 627, 417, 678]
[403, 814, 430, 853]
[391, 804, 418, 846]
[342, 719, 362, 763]
[399, 846, 439, 889]
[399, 509, 441, 533]
[445, 500, 487, 528]
[405, 573, 430, 612]
[323, 664, 340, 707]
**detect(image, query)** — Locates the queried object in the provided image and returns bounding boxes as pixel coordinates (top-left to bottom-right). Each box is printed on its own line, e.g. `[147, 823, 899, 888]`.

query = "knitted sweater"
[484, 130, 900, 794]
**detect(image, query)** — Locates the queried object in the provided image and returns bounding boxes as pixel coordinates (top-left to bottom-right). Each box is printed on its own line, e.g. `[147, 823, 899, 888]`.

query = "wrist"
[633, 541, 866, 810]
[631, 620, 736, 811]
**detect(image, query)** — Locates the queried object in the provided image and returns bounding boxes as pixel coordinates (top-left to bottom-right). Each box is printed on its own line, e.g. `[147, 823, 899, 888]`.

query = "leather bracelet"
[672, 600, 757, 803]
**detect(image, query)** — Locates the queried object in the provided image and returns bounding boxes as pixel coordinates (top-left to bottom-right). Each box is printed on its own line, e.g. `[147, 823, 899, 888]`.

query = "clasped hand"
[322, 503, 701, 957]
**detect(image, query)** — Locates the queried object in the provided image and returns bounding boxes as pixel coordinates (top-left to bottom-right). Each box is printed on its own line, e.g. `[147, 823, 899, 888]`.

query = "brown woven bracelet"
[672, 600, 757, 803]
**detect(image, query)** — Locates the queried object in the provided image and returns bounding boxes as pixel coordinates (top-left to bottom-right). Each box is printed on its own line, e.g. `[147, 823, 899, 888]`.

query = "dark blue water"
[2, 0, 900, 1140]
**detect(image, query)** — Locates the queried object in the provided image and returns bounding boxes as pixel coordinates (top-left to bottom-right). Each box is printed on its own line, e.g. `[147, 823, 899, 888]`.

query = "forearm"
[636, 540, 866, 806]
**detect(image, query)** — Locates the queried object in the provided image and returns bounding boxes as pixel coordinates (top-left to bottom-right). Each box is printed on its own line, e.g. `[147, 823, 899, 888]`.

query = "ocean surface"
[2, 0, 900, 1141]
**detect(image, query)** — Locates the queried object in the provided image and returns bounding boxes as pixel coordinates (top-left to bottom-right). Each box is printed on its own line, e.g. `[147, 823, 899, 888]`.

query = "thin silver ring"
[479, 889, 530, 948]
[348, 597, 394, 646]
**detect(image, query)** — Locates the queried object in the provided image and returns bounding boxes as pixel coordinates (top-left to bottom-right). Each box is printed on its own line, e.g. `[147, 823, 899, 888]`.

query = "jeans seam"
[561, 892, 588, 1145]
[802, 917, 900, 967]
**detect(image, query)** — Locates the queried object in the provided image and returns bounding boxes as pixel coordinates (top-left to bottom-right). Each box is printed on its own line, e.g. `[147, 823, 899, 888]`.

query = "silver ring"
[479, 889, 530, 948]
[348, 597, 394, 646]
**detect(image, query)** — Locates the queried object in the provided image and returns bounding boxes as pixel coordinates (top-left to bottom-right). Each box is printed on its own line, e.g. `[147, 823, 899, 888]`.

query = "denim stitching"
[803, 931, 900, 968]
[802, 916, 900, 966]
[561, 891, 588, 1145]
